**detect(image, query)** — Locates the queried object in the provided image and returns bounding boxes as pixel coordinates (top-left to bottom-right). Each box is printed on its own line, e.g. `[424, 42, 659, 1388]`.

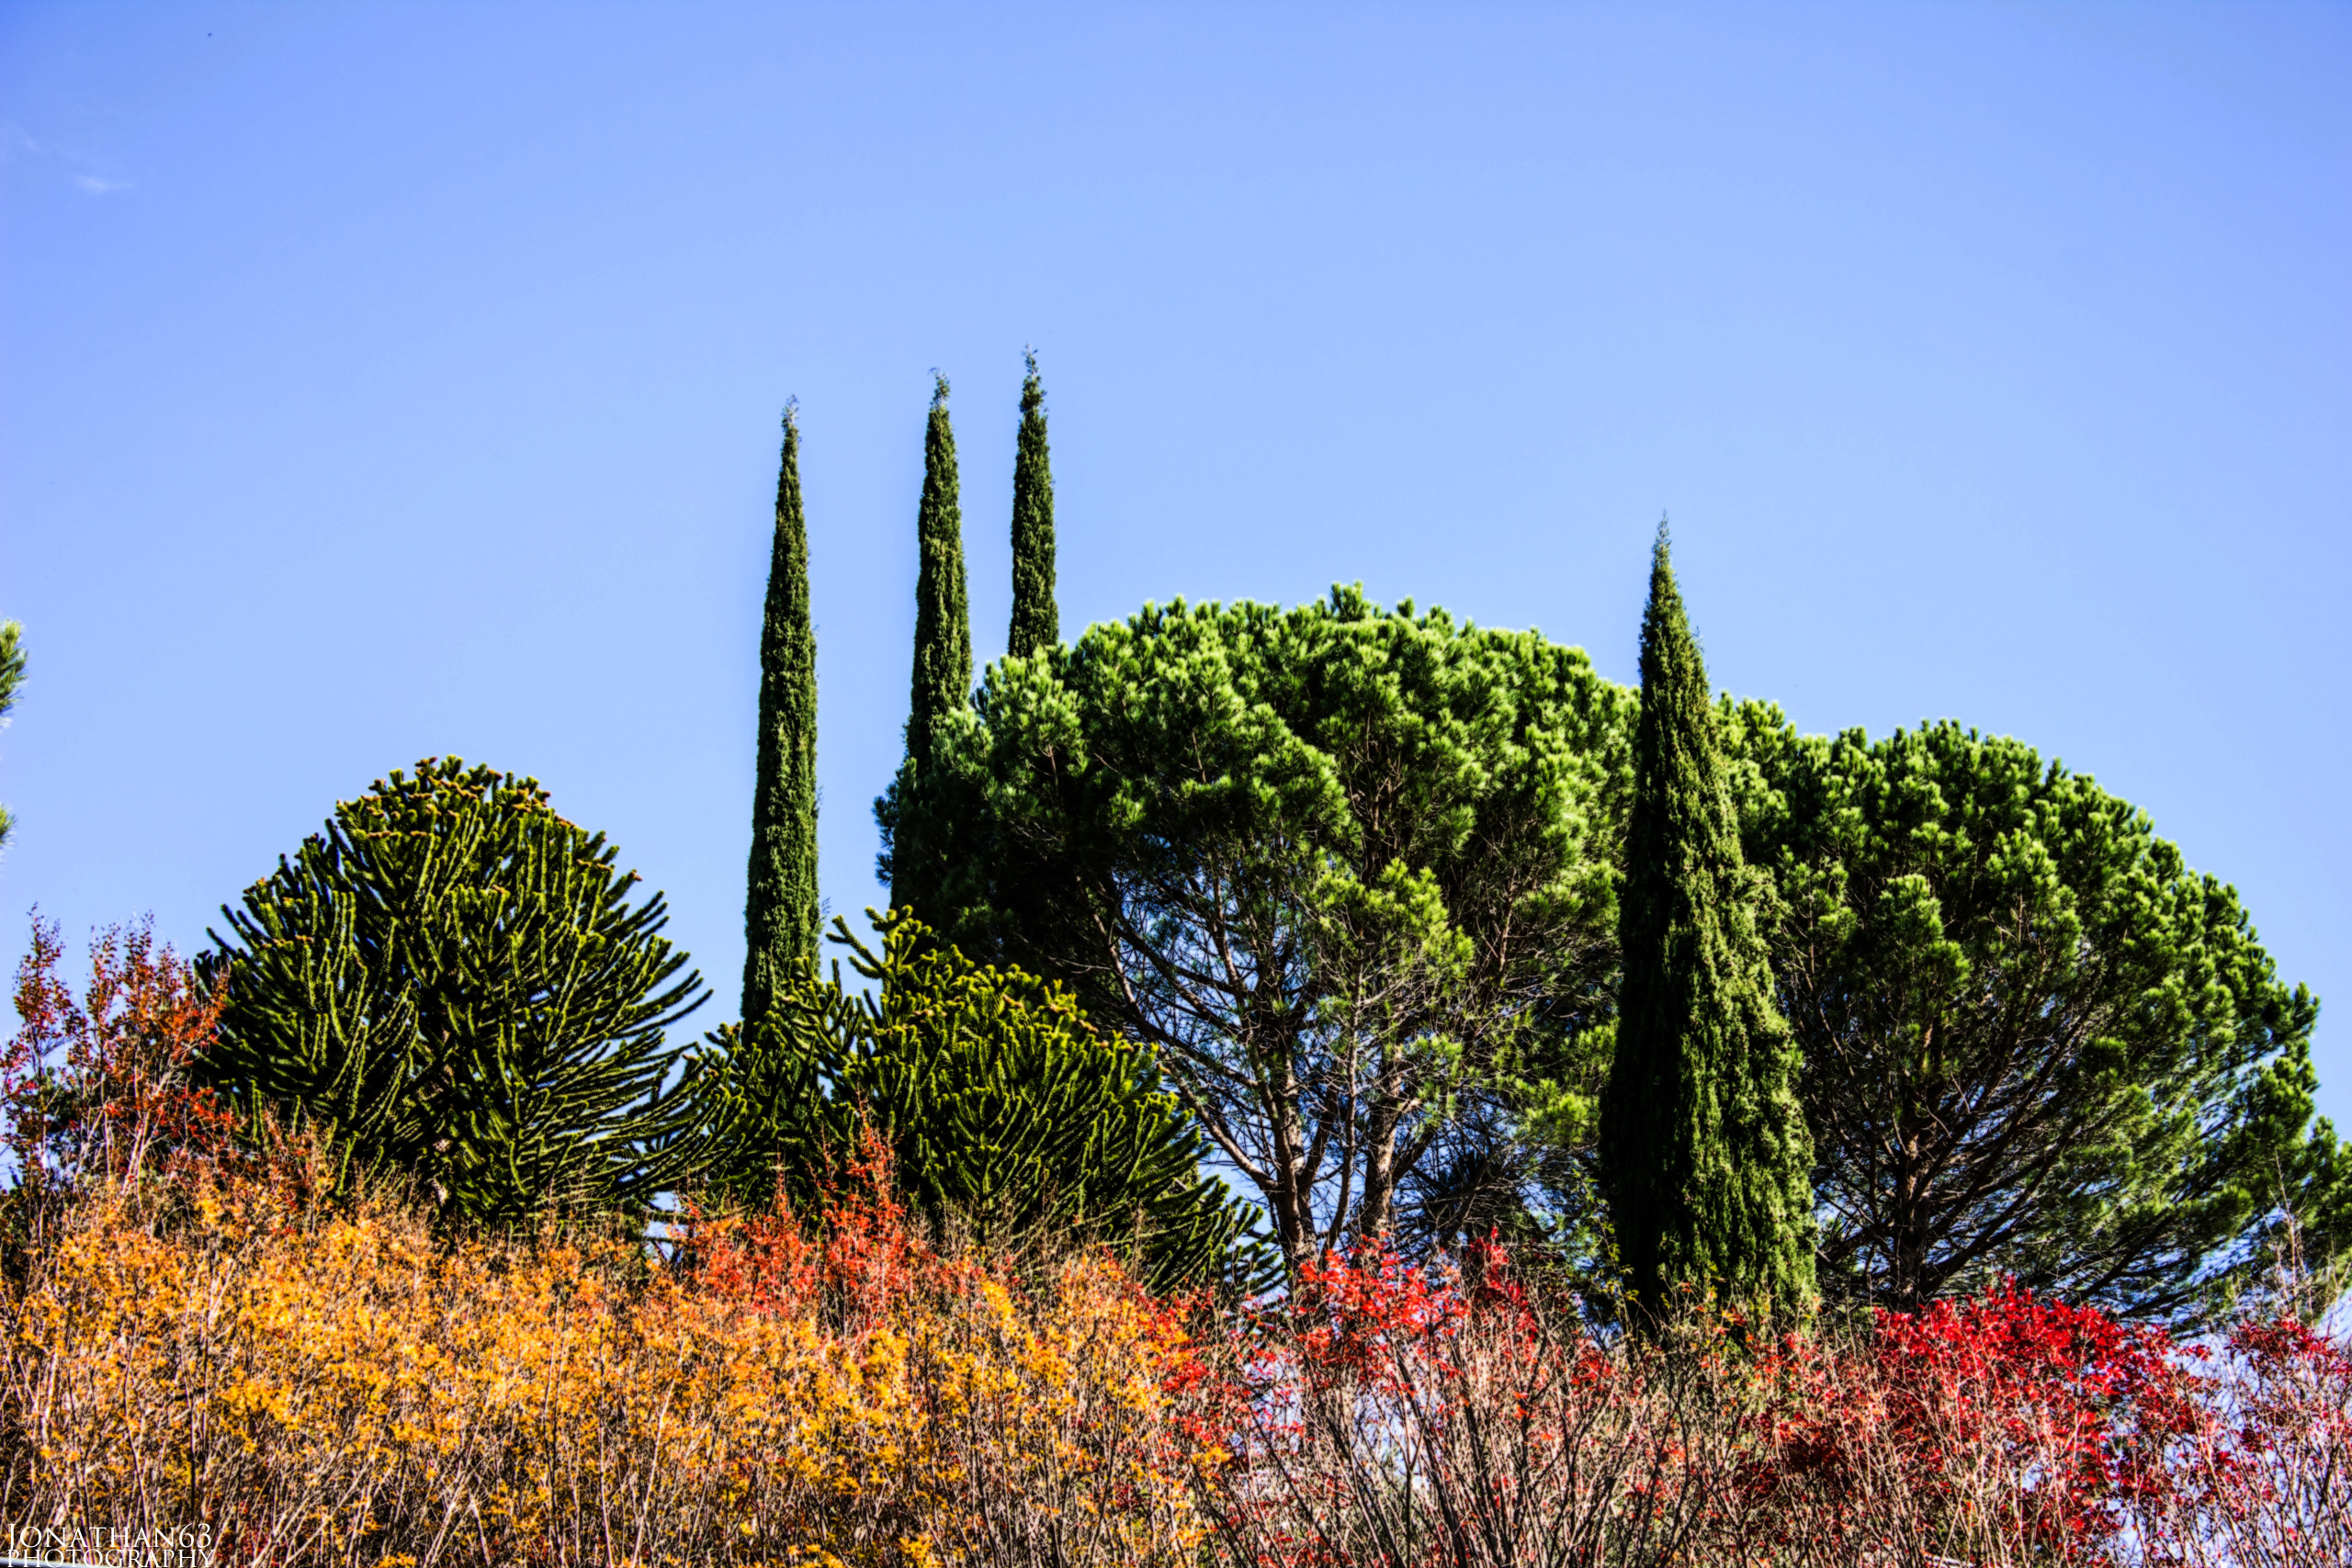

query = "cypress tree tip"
[782, 396, 799, 429]
[1645, 519, 1684, 636]
[931, 371, 951, 407]
[1023, 345, 1040, 380]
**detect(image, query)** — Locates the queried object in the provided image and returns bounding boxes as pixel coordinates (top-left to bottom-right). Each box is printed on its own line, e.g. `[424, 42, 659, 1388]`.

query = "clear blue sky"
[4, 3, 2347, 1123]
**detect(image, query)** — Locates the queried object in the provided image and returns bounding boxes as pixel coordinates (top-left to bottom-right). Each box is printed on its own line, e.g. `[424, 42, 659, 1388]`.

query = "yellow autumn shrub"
[0, 1168, 1210, 1568]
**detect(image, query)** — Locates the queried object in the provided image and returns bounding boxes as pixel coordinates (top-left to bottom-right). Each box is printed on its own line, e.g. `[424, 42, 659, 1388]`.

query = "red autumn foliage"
[1190, 1235, 2352, 1568]
[4, 917, 237, 1191]
[673, 1123, 926, 1331]
[3, 917, 321, 1250]
[2129, 1313, 2352, 1566]
[1745, 1280, 2208, 1563]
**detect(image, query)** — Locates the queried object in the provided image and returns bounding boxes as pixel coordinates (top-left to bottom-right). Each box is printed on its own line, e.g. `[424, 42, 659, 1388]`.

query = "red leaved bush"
[1745, 1280, 2206, 1565]
[1195, 1239, 1758, 1567]
[1190, 1237, 2351, 1568]
[676, 1124, 925, 1331]
[3, 917, 264, 1247]
[2126, 1314, 2352, 1567]
[4, 918, 323, 1241]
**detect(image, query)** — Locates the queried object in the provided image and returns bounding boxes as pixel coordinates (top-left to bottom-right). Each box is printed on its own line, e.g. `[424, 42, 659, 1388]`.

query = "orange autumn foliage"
[2, 919, 1212, 1565]
[0, 1145, 1215, 1566]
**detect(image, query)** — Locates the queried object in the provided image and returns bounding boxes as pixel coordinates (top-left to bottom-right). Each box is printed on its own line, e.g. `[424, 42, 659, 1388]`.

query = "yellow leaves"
[3, 1180, 1212, 1566]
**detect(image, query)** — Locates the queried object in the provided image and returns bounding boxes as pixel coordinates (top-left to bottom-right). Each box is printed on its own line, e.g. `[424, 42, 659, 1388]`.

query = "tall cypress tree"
[1007, 351, 1058, 660]
[742, 402, 820, 1026]
[0, 619, 22, 854]
[887, 374, 970, 918]
[1600, 525, 1815, 1321]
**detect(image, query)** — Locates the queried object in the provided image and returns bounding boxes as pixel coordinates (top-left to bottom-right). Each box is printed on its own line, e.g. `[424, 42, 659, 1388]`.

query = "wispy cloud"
[3, 122, 133, 193]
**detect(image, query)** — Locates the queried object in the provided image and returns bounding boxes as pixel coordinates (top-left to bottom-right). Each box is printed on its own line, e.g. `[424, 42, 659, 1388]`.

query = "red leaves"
[2134, 1312, 2352, 1564]
[676, 1123, 922, 1329]
[1745, 1280, 2209, 1561]
[5, 915, 239, 1194]
[1192, 1241, 2352, 1566]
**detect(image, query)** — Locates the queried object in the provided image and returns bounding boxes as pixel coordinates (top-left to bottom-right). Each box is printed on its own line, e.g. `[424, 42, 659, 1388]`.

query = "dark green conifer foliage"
[202, 759, 708, 1225]
[697, 912, 1272, 1294]
[1600, 527, 1816, 1320]
[0, 618, 22, 853]
[1006, 352, 1058, 660]
[741, 402, 820, 1025]
[905, 374, 970, 777]
[879, 374, 971, 920]
[890, 587, 1634, 1275]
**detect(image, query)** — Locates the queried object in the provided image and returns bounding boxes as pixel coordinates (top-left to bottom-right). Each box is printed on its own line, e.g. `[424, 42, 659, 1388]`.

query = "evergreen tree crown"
[204, 758, 707, 1224]
[1602, 525, 1816, 1323]
[742, 400, 821, 1024]
[1008, 349, 1058, 660]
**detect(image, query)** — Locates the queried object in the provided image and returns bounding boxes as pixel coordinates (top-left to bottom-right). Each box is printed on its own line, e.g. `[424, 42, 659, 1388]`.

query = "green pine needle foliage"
[879, 585, 1634, 1277]
[1722, 701, 2348, 1325]
[1007, 351, 1058, 661]
[201, 758, 709, 1226]
[742, 402, 821, 1025]
[695, 911, 1274, 1296]
[905, 373, 971, 771]
[1600, 527, 1817, 1322]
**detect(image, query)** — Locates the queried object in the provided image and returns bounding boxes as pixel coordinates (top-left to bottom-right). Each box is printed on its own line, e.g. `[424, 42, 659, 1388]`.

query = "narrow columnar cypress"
[1600, 525, 1816, 1322]
[888, 374, 970, 918]
[741, 403, 821, 1026]
[1007, 351, 1058, 661]
[0, 619, 23, 853]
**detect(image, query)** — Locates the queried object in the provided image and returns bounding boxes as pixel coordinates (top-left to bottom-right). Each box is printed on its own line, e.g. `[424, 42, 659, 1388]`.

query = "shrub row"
[4, 1150, 2345, 1567]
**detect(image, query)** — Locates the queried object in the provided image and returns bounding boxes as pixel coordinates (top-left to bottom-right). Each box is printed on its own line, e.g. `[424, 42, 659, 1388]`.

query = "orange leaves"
[0, 1145, 1215, 1565]
[5, 917, 326, 1242]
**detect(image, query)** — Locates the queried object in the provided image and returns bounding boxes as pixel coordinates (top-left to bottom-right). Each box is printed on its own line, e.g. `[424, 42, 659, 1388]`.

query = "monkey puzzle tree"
[695, 911, 1271, 1293]
[201, 759, 708, 1224]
